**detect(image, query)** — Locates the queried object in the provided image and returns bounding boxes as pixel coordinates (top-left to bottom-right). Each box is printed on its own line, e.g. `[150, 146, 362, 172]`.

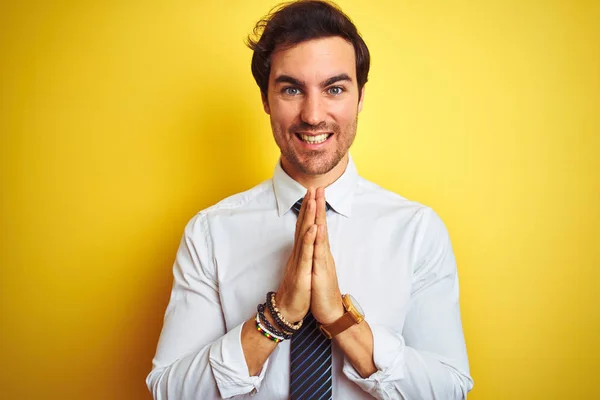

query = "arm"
[147, 188, 319, 399]
[342, 208, 474, 399]
[146, 213, 271, 399]
[310, 188, 378, 379]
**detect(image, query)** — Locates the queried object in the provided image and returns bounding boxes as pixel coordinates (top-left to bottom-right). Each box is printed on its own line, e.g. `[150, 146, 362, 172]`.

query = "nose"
[300, 93, 326, 127]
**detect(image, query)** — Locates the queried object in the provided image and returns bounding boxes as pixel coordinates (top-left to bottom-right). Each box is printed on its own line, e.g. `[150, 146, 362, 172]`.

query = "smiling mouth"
[296, 132, 332, 144]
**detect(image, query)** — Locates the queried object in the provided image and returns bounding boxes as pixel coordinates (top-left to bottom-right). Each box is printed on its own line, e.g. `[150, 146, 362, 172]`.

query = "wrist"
[317, 297, 345, 325]
[275, 292, 305, 323]
[318, 294, 366, 339]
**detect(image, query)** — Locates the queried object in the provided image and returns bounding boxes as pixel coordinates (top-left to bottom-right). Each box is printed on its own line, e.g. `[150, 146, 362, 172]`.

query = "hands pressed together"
[276, 187, 345, 326]
[242, 187, 375, 379]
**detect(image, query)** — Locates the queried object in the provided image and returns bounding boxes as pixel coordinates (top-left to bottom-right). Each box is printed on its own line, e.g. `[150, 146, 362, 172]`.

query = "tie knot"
[291, 198, 331, 215]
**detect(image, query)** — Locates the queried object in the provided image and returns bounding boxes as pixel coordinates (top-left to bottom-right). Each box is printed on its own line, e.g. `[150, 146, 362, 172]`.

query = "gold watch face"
[345, 294, 365, 318]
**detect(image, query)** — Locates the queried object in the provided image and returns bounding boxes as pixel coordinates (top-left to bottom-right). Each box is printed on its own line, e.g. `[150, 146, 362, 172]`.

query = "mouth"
[295, 132, 333, 144]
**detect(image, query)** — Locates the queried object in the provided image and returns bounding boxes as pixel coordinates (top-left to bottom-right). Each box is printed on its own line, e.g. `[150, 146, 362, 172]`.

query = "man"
[146, 1, 473, 399]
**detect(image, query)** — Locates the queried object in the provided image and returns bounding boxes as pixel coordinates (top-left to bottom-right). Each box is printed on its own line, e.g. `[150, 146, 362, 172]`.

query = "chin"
[297, 156, 339, 176]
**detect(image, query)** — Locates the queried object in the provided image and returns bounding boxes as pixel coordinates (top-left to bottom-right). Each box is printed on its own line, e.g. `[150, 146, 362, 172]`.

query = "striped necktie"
[291, 198, 331, 214]
[290, 198, 333, 400]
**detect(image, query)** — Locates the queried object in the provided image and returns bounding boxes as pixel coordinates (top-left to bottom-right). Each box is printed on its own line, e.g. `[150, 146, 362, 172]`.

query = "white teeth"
[299, 133, 330, 144]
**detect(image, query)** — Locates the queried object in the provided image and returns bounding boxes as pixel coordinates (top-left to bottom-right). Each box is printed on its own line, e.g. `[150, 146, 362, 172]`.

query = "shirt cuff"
[342, 324, 406, 399]
[209, 322, 269, 398]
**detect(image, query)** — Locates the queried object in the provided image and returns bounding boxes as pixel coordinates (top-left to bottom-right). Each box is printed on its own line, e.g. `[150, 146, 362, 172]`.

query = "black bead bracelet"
[257, 303, 293, 340]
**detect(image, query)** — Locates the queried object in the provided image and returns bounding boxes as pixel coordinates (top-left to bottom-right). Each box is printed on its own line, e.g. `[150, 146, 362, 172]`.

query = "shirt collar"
[272, 154, 358, 218]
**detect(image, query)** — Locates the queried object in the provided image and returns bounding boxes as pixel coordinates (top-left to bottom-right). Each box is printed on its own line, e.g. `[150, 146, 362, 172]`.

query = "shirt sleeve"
[342, 208, 474, 399]
[146, 212, 269, 399]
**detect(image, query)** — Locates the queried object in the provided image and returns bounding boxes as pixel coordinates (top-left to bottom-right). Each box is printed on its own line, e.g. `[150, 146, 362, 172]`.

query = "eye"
[282, 87, 301, 96]
[327, 86, 344, 96]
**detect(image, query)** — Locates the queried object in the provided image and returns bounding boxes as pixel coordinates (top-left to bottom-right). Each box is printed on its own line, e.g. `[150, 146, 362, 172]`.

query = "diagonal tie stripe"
[290, 198, 332, 400]
[291, 198, 332, 215]
[290, 313, 332, 400]
[291, 339, 331, 386]
[293, 354, 332, 399]
[291, 199, 303, 214]
[297, 365, 332, 400]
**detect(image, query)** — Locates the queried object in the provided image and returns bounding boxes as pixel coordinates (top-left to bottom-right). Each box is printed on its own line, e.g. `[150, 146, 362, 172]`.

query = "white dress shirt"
[146, 156, 473, 399]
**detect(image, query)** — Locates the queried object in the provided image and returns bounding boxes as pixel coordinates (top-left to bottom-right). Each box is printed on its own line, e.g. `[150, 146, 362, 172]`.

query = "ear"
[358, 86, 366, 113]
[261, 92, 271, 114]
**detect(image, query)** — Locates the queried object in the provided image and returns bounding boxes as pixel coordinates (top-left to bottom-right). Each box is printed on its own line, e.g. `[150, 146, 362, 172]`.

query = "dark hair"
[247, 0, 370, 97]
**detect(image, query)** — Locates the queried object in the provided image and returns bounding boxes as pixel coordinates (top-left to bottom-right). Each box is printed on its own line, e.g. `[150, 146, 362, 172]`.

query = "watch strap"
[319, 310, 358, 339]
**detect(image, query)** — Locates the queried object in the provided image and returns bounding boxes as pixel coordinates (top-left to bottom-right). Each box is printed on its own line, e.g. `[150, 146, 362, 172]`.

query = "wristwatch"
[319, 294, 365, 339]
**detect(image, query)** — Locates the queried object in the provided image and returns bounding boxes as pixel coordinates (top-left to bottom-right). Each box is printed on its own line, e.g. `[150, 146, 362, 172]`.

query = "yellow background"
[1, 0, 598, 399]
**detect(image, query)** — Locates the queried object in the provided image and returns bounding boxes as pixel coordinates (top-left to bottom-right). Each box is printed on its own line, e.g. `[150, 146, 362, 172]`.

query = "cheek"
[331, 103, 357, 124]
[331, 96, 357, 112]
[271, 103, 300, 126]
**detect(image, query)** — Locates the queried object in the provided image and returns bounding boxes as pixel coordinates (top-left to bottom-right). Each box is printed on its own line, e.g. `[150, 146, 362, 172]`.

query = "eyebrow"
[273, 73, 353, 88]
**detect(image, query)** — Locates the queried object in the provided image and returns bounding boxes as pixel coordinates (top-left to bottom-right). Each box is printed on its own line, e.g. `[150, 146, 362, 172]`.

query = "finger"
[298, 188, 316, 240]
[298, 198, 317, 250]
[298, 188, 312, 222]
[322, 217, 331, 250]
[313, 224, 327, 268]
[298, 224, 317, 273]
[315, 187, 327, 226]
[295, 188, 312, 243]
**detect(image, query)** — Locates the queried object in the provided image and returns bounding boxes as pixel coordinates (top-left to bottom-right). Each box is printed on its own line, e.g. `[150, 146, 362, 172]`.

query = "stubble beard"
[274, 117, 358, 176]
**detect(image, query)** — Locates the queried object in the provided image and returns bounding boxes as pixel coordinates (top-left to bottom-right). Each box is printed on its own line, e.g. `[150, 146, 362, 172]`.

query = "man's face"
[263, 36, 364, 178]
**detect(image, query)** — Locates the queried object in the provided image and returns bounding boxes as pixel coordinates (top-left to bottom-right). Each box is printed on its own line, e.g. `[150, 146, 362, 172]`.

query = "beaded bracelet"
[267, 291, 303, 332]
[255, 313, 284, 343]
[258, 303, 293, 340]
[265, 294, 297, 335]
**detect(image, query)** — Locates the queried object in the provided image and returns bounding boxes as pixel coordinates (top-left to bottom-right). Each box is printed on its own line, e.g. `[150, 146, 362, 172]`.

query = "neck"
[282, 154, 349, 189]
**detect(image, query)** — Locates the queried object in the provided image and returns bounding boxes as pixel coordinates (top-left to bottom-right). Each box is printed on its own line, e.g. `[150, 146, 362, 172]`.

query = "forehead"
[269, 36, 357, 83]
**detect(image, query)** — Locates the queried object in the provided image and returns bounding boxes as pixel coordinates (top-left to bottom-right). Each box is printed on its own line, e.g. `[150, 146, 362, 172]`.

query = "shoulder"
[183, 179, 274, 237]
[355, 175, 449, 241]
[355, 176, 432, 219]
